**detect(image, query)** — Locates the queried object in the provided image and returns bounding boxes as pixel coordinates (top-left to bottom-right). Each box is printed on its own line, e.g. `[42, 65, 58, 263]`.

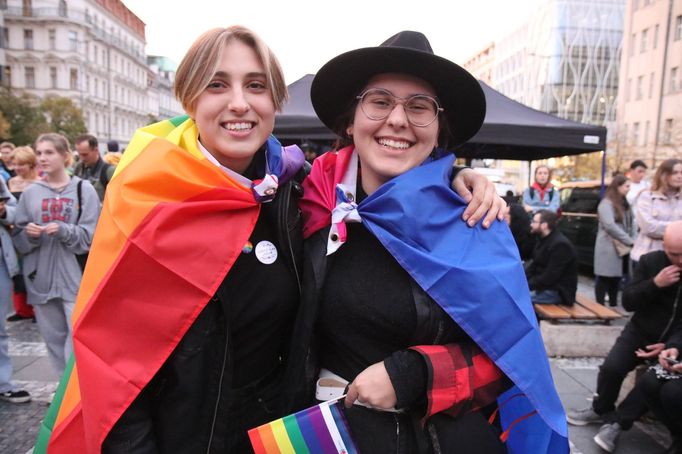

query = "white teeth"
[378, 138, 410, 149]
[223, 122, 253, 131]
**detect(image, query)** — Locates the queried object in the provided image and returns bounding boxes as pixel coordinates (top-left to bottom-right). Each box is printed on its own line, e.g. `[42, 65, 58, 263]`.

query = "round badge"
[254, 240, 278, 265]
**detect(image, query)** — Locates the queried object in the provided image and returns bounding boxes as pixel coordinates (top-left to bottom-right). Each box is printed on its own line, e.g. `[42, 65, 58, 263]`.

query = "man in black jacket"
[525, 209, 578, 305]
[567, 220, 682, 452]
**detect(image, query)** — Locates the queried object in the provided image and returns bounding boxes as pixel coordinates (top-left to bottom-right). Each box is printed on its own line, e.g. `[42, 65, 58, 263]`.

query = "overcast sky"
[122, 0, 545, 84]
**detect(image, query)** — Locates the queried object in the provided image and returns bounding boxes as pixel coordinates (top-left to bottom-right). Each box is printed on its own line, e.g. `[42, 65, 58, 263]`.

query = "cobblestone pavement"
[1, 318, 57, 454]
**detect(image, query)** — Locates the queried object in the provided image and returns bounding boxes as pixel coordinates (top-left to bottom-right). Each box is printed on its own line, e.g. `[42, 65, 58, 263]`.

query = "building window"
[22, 0, 31, 17]
[0, 0, 6, 9]
[630, 33, 636, 57]
[636, 76, 643, 100]
[633, 122, 640, 146]
[70, 68, 78, 90]
[23, 29, 33, 50]
[671, 67, 679, 92]
[644, 121, 650, 146]
[24, 66, 34, 88]
[2, 27, 7, 49]
[649, 72, 655, 98]
[676, 16, 682, 41]
[48, 29, 56, 50]
[653, 24, 659, 49]
[86, 75, 90, 92]
[640, 28, 648, 53]
[68, 30, 77, 51]
[662, 119, 673, 144]
[50, 67, 57, 88]
[58, 0, 67, 17]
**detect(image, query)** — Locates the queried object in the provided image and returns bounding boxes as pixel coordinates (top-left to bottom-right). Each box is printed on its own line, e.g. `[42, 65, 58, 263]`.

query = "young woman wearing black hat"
[284, 31, 569, 453]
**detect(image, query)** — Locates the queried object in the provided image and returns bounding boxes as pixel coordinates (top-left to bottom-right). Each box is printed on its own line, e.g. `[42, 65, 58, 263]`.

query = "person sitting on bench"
[567, 220, 682, 453]
[525, 209, 578, 306]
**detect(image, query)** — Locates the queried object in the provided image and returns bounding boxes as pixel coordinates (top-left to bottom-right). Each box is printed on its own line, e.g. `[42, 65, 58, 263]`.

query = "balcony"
[5, 7, 146, 65]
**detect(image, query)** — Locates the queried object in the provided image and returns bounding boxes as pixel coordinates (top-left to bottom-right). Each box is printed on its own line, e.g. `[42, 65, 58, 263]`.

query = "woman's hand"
[452, 168, 508, 228]
[635, 343, 665, 359]
[25, 222, 44, 238]
[345, 362, 397, 410]
[43, 222, 60, 236]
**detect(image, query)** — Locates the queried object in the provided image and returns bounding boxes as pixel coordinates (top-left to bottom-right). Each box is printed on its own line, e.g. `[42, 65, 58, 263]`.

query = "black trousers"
[592, 323, 650, 430]
[595, 276, 621, 306]
[640, 369, 682, 438]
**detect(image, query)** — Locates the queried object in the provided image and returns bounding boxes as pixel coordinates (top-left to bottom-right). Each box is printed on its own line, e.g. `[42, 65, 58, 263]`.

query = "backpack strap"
[76, 179, 83, 222]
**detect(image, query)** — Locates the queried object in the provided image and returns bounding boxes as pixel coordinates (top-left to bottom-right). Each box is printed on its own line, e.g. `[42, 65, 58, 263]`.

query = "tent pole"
[600, 150, 607, 198]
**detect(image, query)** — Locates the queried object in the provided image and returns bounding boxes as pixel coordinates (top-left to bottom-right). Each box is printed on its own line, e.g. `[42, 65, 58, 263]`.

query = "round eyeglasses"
[356, 88, 444, 127]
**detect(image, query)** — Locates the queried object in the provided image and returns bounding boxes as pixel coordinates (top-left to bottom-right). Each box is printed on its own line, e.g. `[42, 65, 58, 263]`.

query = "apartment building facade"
[616, 0, 682, 166]
[1, 0, 177, 146]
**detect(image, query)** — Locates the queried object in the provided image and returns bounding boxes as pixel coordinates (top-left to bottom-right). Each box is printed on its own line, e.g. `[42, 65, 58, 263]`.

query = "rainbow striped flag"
[249, 398, 358, 454]
[34, 115, 302, 453]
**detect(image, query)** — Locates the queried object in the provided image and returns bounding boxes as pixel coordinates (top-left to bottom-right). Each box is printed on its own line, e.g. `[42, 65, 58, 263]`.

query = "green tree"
[41, 96, 87, 146]
[0, 89, 49, 146]
[0, 112, 10, 139]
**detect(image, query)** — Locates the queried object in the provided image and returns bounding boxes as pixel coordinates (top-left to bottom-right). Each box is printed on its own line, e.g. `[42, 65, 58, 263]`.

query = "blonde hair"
[174, 25, 288, 115]
[11, 146, 38, 179]
[103, 151, 122, 166]
[35, 133, 73, 168]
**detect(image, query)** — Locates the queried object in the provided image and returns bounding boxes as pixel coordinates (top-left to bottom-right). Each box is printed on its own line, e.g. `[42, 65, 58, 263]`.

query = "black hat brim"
[311, 46, 486, 148]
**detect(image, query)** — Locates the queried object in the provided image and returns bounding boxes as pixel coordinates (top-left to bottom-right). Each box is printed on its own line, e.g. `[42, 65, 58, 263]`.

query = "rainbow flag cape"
[249, 397, 357, 454]
[35, 116, 303, 453]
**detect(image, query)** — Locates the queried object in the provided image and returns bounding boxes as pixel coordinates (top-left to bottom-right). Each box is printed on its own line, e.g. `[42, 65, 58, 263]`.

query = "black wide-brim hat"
[311, 31, 486, 148]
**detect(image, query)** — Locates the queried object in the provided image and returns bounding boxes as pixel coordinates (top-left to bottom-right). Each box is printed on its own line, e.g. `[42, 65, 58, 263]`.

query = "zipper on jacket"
[206, 297, 229, 453]
[394, 414, 401, 454]
[280, 182, 302, 294]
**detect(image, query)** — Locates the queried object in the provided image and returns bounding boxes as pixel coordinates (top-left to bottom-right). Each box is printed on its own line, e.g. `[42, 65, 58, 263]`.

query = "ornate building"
[2, 0, 149, 146]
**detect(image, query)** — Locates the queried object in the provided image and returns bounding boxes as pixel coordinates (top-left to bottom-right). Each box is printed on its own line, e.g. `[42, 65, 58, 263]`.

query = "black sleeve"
[622, 255, 661, 312]
[383, 350, 427, 411]
[527, 243, 573, 290]
[102, 376, 159, 454]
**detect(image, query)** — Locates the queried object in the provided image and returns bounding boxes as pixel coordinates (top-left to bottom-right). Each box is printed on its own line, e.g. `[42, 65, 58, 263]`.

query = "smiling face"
[35, 140, 67, 177]
[348, 73, 440, 194]
[12, 159, 32, 178]
[190, 39, 276, 174]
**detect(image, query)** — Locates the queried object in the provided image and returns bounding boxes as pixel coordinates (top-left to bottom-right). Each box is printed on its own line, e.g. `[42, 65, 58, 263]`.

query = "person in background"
[5, 146, 39, 323]
[594, 175, 636, 306]
[0, 177, 31, 404]
[567, 221, 682, 453]
[506, 201, 535, 261]
[73, 134, 110, 202]
[523, 165, 560, 214]
[526, 209, 578, 305]
[0, 142, 16, 182]
[11, 133, 99, 377]
[625, 159, 649, 208]
[640, 317, 682, 454]
[631, 158, 682, 270]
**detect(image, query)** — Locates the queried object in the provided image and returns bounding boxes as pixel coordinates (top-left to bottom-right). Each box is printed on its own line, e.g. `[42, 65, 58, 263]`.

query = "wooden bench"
[534, 292, 625, 324]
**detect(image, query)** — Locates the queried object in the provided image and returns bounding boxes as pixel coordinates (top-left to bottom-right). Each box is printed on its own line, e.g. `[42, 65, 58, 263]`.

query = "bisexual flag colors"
[249, 399, 358, 454]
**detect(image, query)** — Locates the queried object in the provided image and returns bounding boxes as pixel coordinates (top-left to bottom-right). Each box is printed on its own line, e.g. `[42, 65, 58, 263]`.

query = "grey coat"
[0, 179, 19, 277]
[594, 198, 636, 277]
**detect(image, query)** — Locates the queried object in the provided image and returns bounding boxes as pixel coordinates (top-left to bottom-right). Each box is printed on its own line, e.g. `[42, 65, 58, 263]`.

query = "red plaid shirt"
[411, 343, 507, 425]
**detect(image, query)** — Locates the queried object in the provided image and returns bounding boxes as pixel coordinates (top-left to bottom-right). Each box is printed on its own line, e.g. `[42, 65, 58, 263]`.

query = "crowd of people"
[0, 24, 679, 454]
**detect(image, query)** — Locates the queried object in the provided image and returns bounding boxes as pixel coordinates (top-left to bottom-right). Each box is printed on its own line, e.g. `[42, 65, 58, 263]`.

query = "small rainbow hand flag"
[249, 398, 358, 454]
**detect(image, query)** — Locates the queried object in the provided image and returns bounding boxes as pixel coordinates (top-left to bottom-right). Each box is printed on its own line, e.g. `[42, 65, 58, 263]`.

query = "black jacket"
[622, 250, 681, 343]
[525, 229, 578, 305]
[102, 174, 305, 454]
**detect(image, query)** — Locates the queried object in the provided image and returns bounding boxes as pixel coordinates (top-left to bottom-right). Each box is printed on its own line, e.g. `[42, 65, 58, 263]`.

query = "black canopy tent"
[273, 75, 608, 162]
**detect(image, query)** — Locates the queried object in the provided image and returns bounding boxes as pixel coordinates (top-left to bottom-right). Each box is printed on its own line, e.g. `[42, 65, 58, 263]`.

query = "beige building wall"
[462, 42, 495, 85]
[616, 0, 682, 168]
